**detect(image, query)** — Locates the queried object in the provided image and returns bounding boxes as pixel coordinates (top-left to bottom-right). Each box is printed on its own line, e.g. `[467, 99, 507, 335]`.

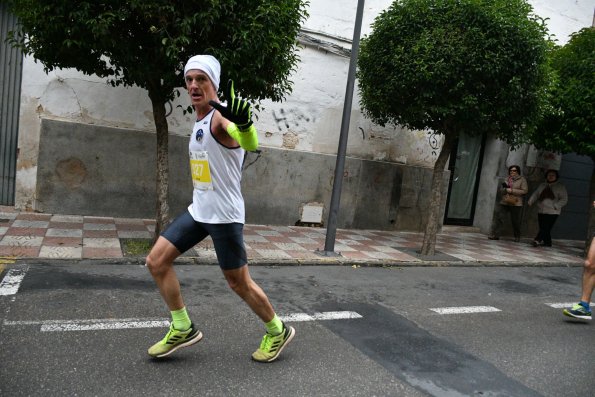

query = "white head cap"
[184, 55, 221, 91]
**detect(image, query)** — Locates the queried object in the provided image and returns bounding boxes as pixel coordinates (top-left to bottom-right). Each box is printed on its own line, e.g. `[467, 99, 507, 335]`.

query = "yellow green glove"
[209, 79, 252, 131]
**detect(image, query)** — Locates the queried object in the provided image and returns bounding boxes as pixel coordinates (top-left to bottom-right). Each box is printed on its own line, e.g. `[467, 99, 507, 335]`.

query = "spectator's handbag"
[502, 193, 519, 205]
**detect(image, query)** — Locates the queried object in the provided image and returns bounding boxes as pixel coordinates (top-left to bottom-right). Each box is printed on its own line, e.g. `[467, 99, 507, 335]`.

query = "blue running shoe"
[563, 303, 592, 320]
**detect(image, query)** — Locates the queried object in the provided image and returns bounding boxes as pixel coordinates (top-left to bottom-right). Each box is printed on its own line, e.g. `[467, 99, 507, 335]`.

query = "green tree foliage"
[530, 27, 595, 243]
[531, 27, 595, 160]
[357, 0, 550, 255]
[6, 0, 308, 236]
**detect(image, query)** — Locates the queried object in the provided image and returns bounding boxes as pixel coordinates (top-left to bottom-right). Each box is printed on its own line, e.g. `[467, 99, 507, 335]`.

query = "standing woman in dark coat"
[528, 169, 568, 247]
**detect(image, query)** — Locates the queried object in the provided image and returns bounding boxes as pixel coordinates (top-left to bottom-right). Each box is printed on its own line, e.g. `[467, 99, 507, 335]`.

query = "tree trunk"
[151, 97, 170, 241]
[420, 133, 455, 256]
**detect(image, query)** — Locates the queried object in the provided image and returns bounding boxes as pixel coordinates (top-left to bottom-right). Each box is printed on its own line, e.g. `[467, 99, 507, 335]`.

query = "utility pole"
[320, 0, 365, 256]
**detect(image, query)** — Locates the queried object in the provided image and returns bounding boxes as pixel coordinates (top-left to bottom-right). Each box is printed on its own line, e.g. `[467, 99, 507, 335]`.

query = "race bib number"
[189, 150, 213, 190]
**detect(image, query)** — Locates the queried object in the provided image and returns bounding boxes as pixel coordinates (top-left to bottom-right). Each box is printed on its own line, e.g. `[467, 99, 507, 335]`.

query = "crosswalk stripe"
[429, 306, 501, 314]
[41, 320, 170, 332]
[3, 311, 363, 332]
[3, 318, 170, 331]
[280, 311, 363, 322]
[0, 266, 28, 296]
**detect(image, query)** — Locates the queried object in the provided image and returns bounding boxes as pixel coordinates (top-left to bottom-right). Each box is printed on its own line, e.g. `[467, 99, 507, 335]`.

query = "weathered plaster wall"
[36, 119, 445, 231]
[15, 63, 159, 210]
[474, 137, 512, 233]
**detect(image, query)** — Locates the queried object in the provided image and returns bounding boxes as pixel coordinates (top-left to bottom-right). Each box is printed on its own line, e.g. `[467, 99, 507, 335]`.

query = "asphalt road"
[0, 261, 593, 396]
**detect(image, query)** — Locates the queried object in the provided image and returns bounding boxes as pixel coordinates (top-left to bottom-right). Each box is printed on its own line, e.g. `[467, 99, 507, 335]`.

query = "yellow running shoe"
[252, 323, 295, 363]
[148, 322, 203, 358]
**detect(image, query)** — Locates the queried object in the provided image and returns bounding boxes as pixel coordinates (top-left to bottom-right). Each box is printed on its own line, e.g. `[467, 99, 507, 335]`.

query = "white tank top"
[187, 109, 246, 224]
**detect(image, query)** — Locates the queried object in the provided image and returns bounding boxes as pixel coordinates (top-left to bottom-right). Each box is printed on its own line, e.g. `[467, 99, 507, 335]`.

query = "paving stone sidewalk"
[0, 207, 585, 266]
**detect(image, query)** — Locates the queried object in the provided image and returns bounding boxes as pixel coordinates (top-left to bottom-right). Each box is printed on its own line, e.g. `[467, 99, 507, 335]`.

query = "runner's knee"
[226, 276, 245, 294]
[225, 273, 252, 296]
[145, 253, 169, 277]
[585, 256, 595, 272]
[585, 240, 595, 271]
[145, 254, 158, 275]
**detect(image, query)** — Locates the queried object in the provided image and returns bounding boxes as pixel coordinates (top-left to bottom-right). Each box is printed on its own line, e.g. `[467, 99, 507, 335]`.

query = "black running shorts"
[161, 211, 247, 270]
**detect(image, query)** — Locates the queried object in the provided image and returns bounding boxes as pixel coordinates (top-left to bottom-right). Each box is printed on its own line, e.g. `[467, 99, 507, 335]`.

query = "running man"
[145, 55, 295, 361]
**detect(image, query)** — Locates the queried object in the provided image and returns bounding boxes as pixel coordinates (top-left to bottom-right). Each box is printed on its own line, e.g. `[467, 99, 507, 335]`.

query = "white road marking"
[546, 302, 593, 309]
[280, 311, 363, 322]
[2, 311, 363, 332]
[429, 306, 501, 314]
[4, 318, 170, 332]
[42, 320, 171, 332]
[0, 267, 28, 296]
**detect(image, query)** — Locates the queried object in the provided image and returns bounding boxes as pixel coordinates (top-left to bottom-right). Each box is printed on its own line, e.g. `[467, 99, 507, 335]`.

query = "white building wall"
[14, 0, 595, 210]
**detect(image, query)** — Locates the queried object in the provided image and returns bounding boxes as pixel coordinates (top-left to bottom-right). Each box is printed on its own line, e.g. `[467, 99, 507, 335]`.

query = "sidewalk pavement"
[0, 206, 586, 266]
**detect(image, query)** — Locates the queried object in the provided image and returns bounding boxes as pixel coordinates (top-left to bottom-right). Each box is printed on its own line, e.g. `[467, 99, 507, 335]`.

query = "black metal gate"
[0, 4, 23, 205]
[553, 153, 594, 240]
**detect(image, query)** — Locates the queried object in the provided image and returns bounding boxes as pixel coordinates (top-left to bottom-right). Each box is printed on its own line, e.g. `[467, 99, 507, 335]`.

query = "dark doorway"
[444, 133, 486, 226]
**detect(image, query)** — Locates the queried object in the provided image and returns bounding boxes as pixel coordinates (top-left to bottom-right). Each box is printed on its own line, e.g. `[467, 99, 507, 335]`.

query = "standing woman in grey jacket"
[528, 169, 568, 247]
[489, 165, 528, 242]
